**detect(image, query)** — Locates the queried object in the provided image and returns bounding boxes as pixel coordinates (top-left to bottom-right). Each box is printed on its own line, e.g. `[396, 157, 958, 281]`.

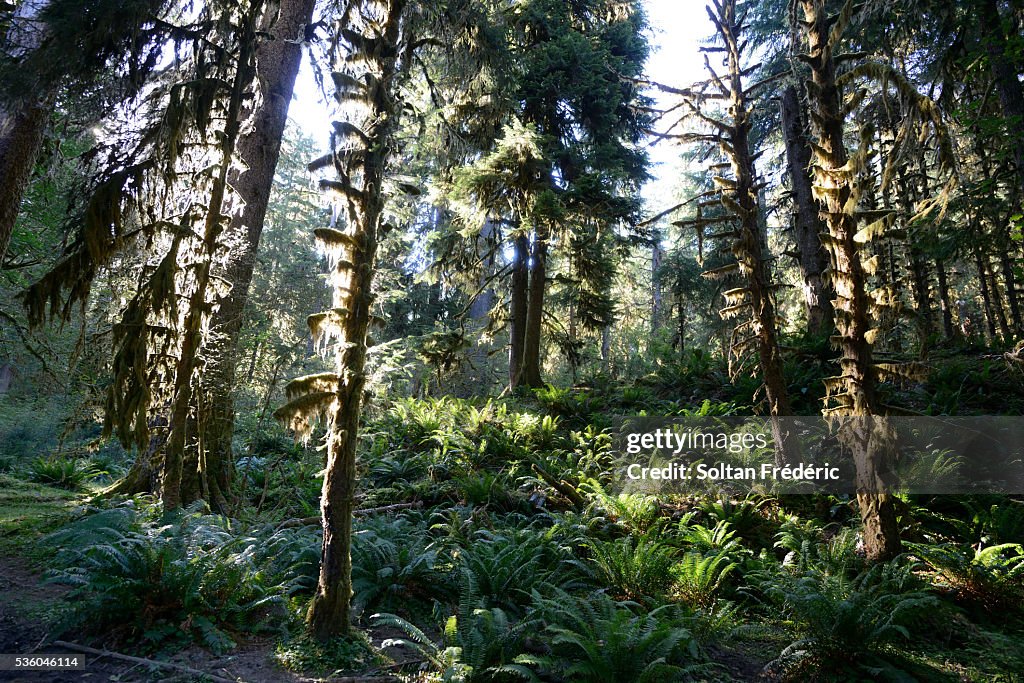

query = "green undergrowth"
[2, 379, 1024, 680]
[274, 631, 386, 676]
[0, 473, 80, 558]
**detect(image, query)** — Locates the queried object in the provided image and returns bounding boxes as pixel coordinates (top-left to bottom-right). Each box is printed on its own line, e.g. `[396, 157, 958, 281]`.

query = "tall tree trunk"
[897, 171, 934, 356]
[181, 0, 317, 511]
[980, 0, 1024, 201]
[301, 0, 407, 640]
[998, 247, 1022, 336]
[0, 0, 50, 267]
[702, 0, 792, 419]
[601, 325, 611, 369]
[508, 233, 529, 388]
[676, 295, 686, 356]
[521, 227, 547, 388]
[798, 0, 900, 561]
[780, 84, 834, 336]
[161, 4, 261, 510]
[468, 217, 496, 320]
[988, 253, 1013, 342]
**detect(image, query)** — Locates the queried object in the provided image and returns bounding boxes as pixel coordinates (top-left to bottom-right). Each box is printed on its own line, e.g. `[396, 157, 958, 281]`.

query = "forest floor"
[0, 551, 417, 683]
[3, 358, 1024, 682]
[0, 477, 420, 683]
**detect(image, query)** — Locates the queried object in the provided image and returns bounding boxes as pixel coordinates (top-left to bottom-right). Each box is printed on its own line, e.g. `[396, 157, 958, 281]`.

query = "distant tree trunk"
[676, 295, 686, 356]
[780, 84, 834, 336]
[935, 258, 954, 340]
[974, 132, 1022, 338]
[988, 254, 1013, 342]
[468, 218, 496, 320]
[521, 226, 547, 388]
[998, 247, 1022, 337]
[508, 233, 529, 388]
[651, 237, 663, 335]
[181, 0, 317, 511]
[976, 246, 999, 341]
[0, 0, 50, 267]
[798, 0, 900, 561]
[601, 325, 611, 368]
[897, 171, 934, 356]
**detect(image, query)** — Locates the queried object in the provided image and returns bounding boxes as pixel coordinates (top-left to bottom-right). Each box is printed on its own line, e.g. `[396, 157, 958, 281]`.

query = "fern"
[517, 589, 704, 682]
[755, 561, 938, 677]
[909, 541, 1024, 612]
[46, 507, 285, 653]
[585, 536, 676, 602]
[670, 550, 739, 610]
[459, 529, 579, 612]
[583, 480, 664, 534]
[373, 570, 536, 682]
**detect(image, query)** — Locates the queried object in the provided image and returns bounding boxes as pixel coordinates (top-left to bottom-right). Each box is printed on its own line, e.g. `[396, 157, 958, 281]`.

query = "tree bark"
[976, 245, 999, 341]
[651, 237, 663, 335]
[798, 0, 900, 561]
[0, 0, 50, 267]
[988, 254, 1013, 342]
[780, 84, 834, 337]
[999, 247, 1022, 337]
[980, 0, 1024, 200]
[896, 170, 934, 356]
[704, 1, 792, 421]
[508, 233, 529, 388]
[183, 0, 317, 511]
[305, 0, 406, 640]
[521, 227, 547, 388]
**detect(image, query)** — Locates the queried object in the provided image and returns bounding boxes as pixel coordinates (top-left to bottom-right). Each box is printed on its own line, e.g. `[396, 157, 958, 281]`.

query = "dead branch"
[51, 641, 236, 683]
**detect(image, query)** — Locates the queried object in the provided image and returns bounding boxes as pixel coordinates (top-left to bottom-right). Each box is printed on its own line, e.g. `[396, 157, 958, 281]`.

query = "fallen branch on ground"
[51, 641, 236, 683]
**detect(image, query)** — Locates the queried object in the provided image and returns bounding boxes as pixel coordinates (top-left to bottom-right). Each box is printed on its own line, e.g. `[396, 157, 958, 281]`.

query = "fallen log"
[531, 463, 586, 509]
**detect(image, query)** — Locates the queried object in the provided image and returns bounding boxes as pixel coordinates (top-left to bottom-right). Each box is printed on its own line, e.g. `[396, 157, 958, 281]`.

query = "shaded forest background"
[1, 0, 1023, 681]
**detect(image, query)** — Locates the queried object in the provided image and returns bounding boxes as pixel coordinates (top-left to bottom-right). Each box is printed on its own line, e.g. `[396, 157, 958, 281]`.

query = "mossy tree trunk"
[181, 0, 317, 511]
[797, 0, 900, 561]
[0, 0, 50, 267]
[161, 2, 263, 510]
[508, 233, 529, 389]
[274, 0, 409, 640]
[780, 84, 834, 337]
[521, 225, 548, 388]
[686, 0, 792, 421]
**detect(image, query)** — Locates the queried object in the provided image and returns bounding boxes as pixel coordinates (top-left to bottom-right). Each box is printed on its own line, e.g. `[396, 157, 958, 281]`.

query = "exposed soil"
[0, 557, 414, 682]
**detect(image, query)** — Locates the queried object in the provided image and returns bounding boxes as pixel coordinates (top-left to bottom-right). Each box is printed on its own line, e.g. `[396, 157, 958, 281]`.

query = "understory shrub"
[46, 505, 285, 652]
[754, 561, 938, 679]
[515, 589, 706, 682]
